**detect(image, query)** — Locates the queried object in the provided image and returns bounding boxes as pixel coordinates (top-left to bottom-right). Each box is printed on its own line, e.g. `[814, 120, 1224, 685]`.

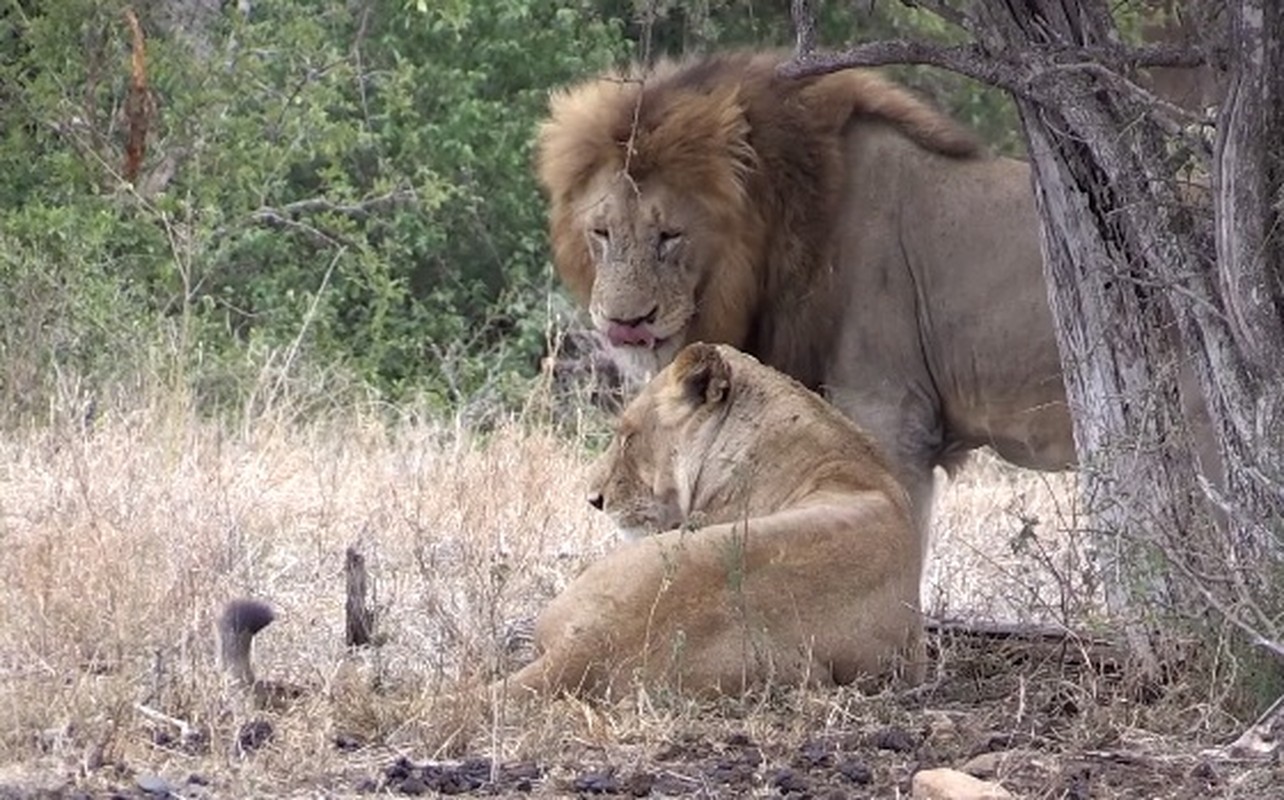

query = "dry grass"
[927, 451, 1096, 627]
[0, 400, 1263, 797]
[0, 401, 617, 792]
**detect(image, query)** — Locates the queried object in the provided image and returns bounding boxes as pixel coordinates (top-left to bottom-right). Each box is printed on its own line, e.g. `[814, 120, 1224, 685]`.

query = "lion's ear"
[677, 343, 731, 407]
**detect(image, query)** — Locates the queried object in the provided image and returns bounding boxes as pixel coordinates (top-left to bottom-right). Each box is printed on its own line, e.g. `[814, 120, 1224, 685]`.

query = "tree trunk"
[974, 0, 1222, 669]
[1207, 0, 1284, 563]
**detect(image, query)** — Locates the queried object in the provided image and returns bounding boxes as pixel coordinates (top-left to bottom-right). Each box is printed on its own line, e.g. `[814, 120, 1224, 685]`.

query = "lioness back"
[500, 343, 923, 701]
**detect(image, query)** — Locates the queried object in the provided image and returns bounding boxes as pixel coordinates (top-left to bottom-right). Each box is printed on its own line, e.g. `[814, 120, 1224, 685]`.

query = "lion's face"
[586, 343, 733, 538]
[573, 172, 717, 379]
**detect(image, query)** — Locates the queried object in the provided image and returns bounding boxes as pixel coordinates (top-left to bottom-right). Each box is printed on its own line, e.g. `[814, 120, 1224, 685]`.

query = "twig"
[249, 211, 345, 248]
[1204, 692, 1284, 760]
[134, 703, 195, 741]
[253, 188, 416, 221]
[261, 245, 344, 410]
[1252, 634, 1284, 664]
[345, 545, 374, 648]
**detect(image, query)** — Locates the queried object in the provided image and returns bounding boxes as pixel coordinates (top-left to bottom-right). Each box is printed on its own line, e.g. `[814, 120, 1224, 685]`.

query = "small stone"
[573, 770, 620, 794]
[623, 770, 655, 796]
[397, 775, 427, 796]
[136, 774, 172, 796]
[1191, 760, 1220, 784]
[912, 767, 1013, 800]
[770, 768, 808, 794]
[960, 750, 1009, 779]
[872, 726, 918, 753]
[384, 757, 415, 782]
[652, 772, 694, 795]
[838, 759, 873, 785]
[797, 739, 832, 767]
[236, 718, 273, 753]
[924, 710, 961, 736]
[501, 761, 542, 783]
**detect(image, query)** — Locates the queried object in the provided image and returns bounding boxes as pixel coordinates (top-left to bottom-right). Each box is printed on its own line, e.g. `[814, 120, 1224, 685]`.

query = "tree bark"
[970, 1, 1220, 669]
[1207, 0, 1284, 562]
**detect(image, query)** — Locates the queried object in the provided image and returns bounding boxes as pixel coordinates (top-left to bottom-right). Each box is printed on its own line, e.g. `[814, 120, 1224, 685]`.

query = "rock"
[872, 726, 918, 753]
[837, 759, 873, 785]
[236, 718, 274, 753]
[333, 732, 364, 752]
[796, 739, 833, 767]
[572, 770, 619, 794]
[397, 775, 427, 796]
[960, 750, 1011, 779]
[135, 774, 172, 796]
[912, 768, 1013, 800]
[623, 771, 654, 797]
[770, 768, 809, 794]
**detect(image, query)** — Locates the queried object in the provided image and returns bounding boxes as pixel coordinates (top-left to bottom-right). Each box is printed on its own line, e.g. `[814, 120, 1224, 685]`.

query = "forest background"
[1, 0, 1026, 424]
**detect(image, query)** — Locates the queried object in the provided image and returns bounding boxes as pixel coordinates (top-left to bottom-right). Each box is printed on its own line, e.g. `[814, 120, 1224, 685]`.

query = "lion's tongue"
[607, 323, 657, 349]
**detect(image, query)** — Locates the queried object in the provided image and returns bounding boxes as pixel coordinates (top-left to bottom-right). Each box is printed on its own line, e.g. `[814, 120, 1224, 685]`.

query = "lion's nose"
[587, 491, 604, 510]
[609, 306, 658, 328]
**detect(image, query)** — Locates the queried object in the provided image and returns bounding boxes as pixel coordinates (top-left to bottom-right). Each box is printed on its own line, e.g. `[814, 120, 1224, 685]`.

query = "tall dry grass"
[0, 393, 1088, 794]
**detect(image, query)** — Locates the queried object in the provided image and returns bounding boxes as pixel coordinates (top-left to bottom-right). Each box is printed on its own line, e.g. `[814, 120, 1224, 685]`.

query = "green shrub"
[0, 0, 628, 421]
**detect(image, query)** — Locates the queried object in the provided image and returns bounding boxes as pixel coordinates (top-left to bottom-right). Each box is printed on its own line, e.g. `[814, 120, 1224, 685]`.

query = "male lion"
[498, 343, 923, 700]
[536, 51, 1075, 533]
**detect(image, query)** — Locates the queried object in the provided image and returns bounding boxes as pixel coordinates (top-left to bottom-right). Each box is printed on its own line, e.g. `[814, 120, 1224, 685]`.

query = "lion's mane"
[536, 51, 980, 385]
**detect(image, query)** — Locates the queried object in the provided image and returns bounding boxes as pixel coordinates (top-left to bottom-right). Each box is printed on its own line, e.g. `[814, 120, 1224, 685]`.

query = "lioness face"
[587, 344, 732, 539]
[577, 173, 710, 379]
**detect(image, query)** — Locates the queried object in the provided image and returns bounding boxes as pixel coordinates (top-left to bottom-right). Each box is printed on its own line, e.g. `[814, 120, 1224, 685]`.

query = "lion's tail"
[810, 70, 984, 159]
[217, 598, 276, 687]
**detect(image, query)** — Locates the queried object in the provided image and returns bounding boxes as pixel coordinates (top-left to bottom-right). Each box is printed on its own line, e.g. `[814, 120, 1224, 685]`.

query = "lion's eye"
[657, 230, 683, 257]
[590, 227, 610, 242]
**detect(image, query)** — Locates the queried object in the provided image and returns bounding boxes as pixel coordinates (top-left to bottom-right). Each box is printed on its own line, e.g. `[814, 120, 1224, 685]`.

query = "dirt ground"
[4, 631, 1280, 799]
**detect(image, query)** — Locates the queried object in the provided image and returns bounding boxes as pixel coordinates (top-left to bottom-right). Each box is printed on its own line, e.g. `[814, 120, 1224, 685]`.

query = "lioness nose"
[587, 491, 604, 510]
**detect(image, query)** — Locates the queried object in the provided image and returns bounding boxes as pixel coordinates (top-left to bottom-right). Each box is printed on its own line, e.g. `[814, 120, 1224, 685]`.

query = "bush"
[0, 0, 628, 420]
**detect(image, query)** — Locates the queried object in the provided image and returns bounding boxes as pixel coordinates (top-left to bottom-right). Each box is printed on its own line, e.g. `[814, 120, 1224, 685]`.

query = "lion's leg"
[896, 460, 937, 549]
[822, 380, 943, 547]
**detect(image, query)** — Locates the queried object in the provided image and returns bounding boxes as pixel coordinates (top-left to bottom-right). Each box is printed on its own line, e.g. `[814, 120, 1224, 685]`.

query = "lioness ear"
[677, 343, 731, 407]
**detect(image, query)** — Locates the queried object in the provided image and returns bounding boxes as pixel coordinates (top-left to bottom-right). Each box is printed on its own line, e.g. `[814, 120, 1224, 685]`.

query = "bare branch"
[779, 40, 1029, 97]
[1116, 42, 1209, 70]
[779, 38, 1208, 121]
[249, 211, 344, 249]
[1047, 61, 1211, 134]
[257, 189, 417, 221]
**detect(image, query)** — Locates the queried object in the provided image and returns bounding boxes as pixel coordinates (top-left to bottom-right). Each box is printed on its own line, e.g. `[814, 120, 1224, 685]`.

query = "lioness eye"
[590, 227, 610, 242]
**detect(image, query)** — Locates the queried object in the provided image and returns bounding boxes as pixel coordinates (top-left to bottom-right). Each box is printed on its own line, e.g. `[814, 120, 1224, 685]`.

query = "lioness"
[537, 51, 1076, 534]
[498, 343, 923, 700]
